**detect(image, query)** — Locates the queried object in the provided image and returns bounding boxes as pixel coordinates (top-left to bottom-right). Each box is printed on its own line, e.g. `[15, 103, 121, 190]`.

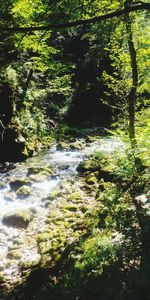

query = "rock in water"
[16, 185, 32, 198]
[56, 142, 69, 150]
[9, 178, 32, 191]
[2, 210, 33, 228]
[77, 159, 99, 173]
[70, 141, 85, 150]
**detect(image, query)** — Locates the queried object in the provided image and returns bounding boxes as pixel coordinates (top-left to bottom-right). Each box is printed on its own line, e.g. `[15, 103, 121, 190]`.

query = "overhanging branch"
[1, 2, 150, 33]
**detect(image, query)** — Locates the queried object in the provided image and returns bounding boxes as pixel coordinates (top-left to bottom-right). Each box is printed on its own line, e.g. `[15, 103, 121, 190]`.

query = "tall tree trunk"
[21, 68, 33, 106]
[124, 0, 138, 146]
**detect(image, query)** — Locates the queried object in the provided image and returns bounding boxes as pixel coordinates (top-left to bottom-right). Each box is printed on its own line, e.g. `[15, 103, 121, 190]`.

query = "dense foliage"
[0, 0, 149, 161]
[0, 1, 150, 299]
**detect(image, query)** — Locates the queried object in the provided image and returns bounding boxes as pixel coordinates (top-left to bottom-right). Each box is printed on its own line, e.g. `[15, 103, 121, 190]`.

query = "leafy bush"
[76, 230, 121, 275]
[136, 108, 150, 166]
[14, 107, 48, 141]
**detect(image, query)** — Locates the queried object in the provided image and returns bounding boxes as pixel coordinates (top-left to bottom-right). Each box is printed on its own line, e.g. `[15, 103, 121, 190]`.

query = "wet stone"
[20, 254, 41, 270]
[27, 166, 53, 176]
[70, 141, 85, 150]
[77, 159, 99, 173]
[3, 195, 14, 202]
[64, 205, 78, 212]
[0, 135, 123, 287]
[7, 250, 22, 260]
[85, 174, 98, 185]
[0, 182, 6, 190]
[56, 142, 69, 150]
[16, 185, 32, 198]
[9, 178, 32, 191]
[0, 273, 6, 284]
[2, 210, 33, 229]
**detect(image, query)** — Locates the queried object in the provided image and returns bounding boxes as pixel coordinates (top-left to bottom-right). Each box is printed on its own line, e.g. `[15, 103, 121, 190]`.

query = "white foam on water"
[0, 136, 125, 282]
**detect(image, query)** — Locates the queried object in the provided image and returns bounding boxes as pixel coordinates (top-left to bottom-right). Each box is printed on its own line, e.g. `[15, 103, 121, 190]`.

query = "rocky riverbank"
[0, 134, 124, 298]
[0, 150, 115, 298]
[1, 133, 149, 300]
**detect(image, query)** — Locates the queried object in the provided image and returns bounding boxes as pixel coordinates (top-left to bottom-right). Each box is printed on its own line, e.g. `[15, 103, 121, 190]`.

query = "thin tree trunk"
[21, 68, 33, 106]
[124, 0, 138, 146]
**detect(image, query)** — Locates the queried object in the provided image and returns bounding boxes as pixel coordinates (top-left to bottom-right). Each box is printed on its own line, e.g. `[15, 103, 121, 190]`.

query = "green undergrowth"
[3, 128, 150, 299]
[51, 194, 140, 300]
[112, 107, 150, 166]
[135, 108, 150, 166]
[59, 139, 149, 299]
[28, 142, 150, 300]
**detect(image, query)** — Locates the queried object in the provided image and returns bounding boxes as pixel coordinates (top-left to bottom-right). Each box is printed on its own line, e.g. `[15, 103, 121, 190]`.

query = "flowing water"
[0, 136, 124, 284]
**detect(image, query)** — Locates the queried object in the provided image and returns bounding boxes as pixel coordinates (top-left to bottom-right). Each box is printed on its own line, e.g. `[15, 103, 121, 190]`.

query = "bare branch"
[0, 120, 6, 142]
[0, 120, 6, 130]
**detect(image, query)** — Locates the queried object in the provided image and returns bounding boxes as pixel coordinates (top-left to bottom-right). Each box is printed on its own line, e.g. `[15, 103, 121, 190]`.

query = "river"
[0, 136, 123, 285]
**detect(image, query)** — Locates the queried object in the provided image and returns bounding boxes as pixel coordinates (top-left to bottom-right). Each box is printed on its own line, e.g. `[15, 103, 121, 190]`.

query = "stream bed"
[0, 136, 124, 285]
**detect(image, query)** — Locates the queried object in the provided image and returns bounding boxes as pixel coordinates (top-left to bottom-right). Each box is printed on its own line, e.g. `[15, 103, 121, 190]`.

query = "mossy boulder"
[28, 174, 48, 182]
[7, 250, 22, 259]
[59, 181, 74, 193]
[67, 192, 83, 202]
[98, 169, 114, 182]
[2, 209, 33, 228]
[56, 142, 69, 150]
[38, 241, 53, 255]
[77, 159, 99, 173]
[85, 135, 100, 143]
[16, 185, 32, 198]
[21, 255, 41, 270]
[0, 182, 5, 189]
[82, 183, 97, 193]
[9, 178, 32, 191]
[47, 190, 63, 201]
[37, 232, 53, 243]
[85, 173, 98, 185]
[98, 180, 115, 191]
[0, 272, 6, 284]
[70, 141, 85, 150]
[27, 166, 53, 177]
[64, 204, 78, 212]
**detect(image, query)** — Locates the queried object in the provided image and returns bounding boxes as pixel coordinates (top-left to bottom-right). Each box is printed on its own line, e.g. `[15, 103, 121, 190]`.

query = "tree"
[124, 0, 138, 145]
[0, 0, 150, 151]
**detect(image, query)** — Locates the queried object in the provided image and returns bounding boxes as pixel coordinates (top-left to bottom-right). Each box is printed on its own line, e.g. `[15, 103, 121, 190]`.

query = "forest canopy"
[0, 0, 150, 159]
[0, 1, 150, 299]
